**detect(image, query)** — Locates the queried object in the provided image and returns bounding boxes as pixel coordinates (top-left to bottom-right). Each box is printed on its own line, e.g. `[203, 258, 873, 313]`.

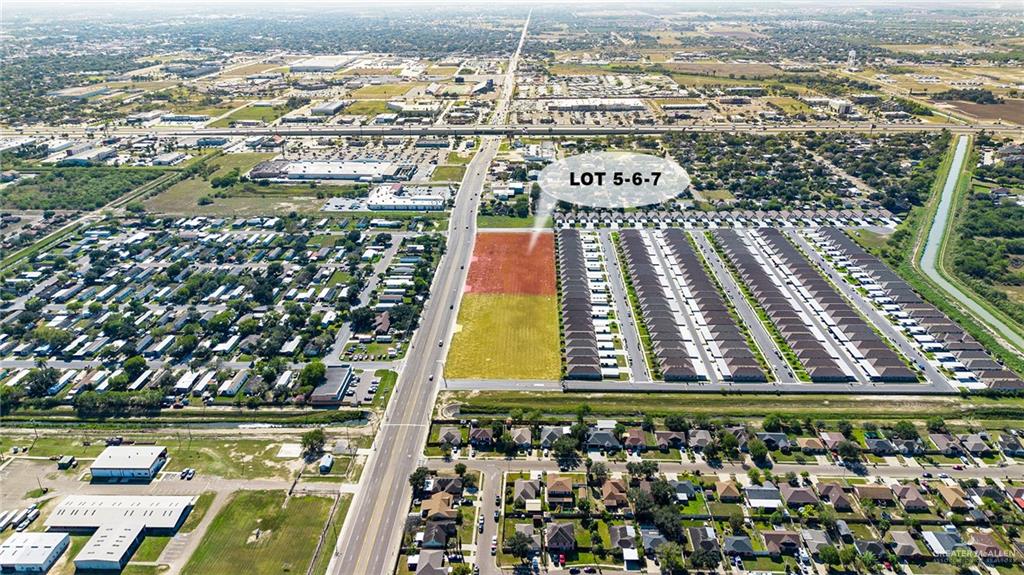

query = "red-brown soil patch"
[464, 231, 556, 295]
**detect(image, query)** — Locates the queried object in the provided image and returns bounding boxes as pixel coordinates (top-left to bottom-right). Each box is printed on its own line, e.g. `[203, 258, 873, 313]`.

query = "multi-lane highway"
[10, 121, 1021, 140]
[326, 12, 530, 575]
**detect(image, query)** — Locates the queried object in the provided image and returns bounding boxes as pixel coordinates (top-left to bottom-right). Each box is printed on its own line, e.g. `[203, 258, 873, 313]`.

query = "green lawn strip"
[430, 165, 467, 182]
[311, 494, 353, 575]
[444, 390, 1024, 420]
[371, 369, 398, 409]
[180, 491, 216, 533]
[477, 215, 537, 228]
[2, 405, 367, 427]
[132, 535, 172, 563]
[182, 490, 332, 575]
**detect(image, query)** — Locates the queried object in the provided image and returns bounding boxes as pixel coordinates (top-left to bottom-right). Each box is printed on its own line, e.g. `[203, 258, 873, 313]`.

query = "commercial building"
[309, 366, 354, 406]
[48, 85, 110, 99]
[152, 152, 187, 166]
[160, 113, 210, 123]
[0, 532, 70, 573]
[89, 446, 167, 481]
[46, 495, 194, 572]
[546, 98, 645, 112]
[366, 184, 448, 211]
[281, 160, 411, 182]
[290, 56, 353, 73]
[57, 147, 115, 167]
[311, 101, 350, 116]
[386, 101, 442, 117]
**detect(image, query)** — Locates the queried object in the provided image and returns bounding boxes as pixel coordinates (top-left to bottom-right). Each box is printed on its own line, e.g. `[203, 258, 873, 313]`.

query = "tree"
[837, 440, 861, 461]
[664, 414, 689, 432]
[409, 466, 430, 495]
[859, 550, 879, 572]
[506, 530, 533, 561]
[839, 545, 858, 566]
[25, 366, 59, 398]
[926, 417, 947, 433]
[651, 479, 675, 506]
[630, 489, 655, 522]
[729, 509, 745, 532]
[298, 360, 327, 388]
[301, 428, 326, 456]
[748, 438, 768, 462]
[656, 542, 686, 574]
[890, 421, 919, 441]
[948, 548, 978, 573]
[123, 355, 147, 380]
[819, 545, 841, 566]
[574, 403, 591, 423]
[349, 307, 377, 333]
[691, 547, 721, 569]
[762, 413, 784, 432]
[653, 505, 684, 542]
[642, 414, 655, 431]
[837, 420, 853, 438]
[819, 506, 838, 530]
[552, 435, 577, 464]
[589, 462, 609, 485]
[454, 463, 466, 477]
[719, 431, 740, 459]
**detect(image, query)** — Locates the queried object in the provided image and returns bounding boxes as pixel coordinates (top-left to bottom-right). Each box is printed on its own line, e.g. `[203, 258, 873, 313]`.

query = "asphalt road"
[597, 230, 651, 382]
[919, 135, 1024, 354]
[327, 13, 530, 574]
[11, 121, 1022, 139]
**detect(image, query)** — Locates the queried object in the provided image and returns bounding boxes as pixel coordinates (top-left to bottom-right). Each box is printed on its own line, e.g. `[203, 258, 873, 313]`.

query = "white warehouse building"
[89, 446, 167, 481]
[46, 495, 194, 572]
[0, 532, 70, 573]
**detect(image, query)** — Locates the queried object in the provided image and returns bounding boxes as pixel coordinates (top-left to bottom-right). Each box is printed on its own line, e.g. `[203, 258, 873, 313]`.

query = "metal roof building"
[89, 446, 167, 480]
[0, 532, 70, 572]
[46, 495, 195, 572]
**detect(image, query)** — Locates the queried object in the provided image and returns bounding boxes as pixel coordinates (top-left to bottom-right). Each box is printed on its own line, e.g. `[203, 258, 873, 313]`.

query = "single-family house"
[854, 484, 895, 505]
[469, 427, 493, 447]
[546, 523, 576, 552]
[513, 479, 541, 506]
[602, 479, 629, 510]
[818, 482, 853, 512]
[937, 485, 969, 511]
[781, 484, 820, 508]
[895, 484, 929, 513]
[763, 531, 801, 556]
[547, 475, 574, 507]
[889, 531, 922, 560]
[716, 481, 742, 502]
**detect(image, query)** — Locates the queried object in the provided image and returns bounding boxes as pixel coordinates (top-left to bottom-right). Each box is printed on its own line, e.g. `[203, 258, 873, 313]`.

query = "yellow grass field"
[446, 294, 560, 380]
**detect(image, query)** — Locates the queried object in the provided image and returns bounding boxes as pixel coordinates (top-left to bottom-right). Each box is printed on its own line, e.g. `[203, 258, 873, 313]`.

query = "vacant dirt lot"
[944, 99, 1024, 124]
[465, 231, 556, 296]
